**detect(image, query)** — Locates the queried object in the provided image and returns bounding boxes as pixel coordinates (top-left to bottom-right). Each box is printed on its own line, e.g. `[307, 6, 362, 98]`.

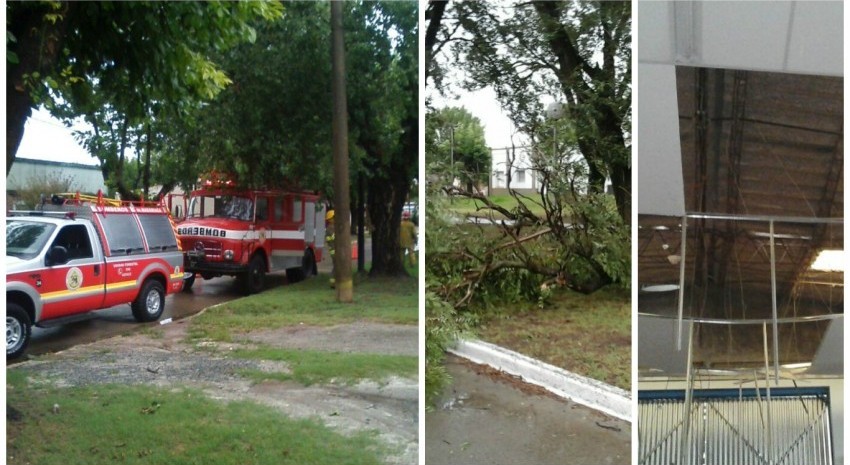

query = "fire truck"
[175, 176, 326, 295]
[6, 192, 185, 358]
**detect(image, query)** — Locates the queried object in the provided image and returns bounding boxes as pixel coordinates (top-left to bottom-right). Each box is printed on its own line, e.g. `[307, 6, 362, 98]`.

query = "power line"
[28, 116, 89, 131]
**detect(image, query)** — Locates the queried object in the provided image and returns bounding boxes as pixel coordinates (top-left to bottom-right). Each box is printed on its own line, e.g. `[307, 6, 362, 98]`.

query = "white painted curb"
[448, 339, 632, 422]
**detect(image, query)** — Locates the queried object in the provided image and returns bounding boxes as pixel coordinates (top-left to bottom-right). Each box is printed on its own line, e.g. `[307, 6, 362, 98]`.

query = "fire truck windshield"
[6, 220, 58, 260]
[188, 195, 254, 221]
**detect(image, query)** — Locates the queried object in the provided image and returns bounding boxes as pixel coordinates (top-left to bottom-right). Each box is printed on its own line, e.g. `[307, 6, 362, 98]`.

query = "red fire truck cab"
[177, 183, 326, 295]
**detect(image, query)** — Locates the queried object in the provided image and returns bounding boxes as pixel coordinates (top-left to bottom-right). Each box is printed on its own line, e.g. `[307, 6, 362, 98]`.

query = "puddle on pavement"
[426, 355, 630, 465]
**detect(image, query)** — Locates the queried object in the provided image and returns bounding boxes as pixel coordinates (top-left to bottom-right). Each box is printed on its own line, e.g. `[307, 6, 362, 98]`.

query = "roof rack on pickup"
[33, 191, 170, 217]
[7, 210, 78, 220]
[52, 191, 164, 209]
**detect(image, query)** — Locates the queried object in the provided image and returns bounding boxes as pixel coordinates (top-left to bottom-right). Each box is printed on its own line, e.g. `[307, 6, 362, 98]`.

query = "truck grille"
[191, 239, 223, 258]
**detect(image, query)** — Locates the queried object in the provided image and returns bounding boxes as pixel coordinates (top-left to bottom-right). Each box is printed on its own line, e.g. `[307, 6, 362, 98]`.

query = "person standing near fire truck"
[326, 209, 336, 287]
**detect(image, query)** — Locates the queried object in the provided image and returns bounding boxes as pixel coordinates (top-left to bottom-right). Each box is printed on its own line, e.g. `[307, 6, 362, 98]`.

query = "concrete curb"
[448, 339, 632, 422]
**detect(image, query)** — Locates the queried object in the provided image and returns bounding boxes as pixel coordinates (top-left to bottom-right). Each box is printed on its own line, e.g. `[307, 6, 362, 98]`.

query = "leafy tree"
[439, 1, 631, 223]
[6, 1, 282, 177]
[426, 106, 490, 192]
[425, 0, 631, 299]
[169, 2, 334, 192]
[340, 0, 419, 277]
[159, 1, 418, 277]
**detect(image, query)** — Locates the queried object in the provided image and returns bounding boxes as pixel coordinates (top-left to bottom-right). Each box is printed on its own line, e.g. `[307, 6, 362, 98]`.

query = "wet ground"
[21, 241, 372, 363]
[22, 241, 370, 360]
[426, 356, 631, 465]
[12, 305, 418, 465]
[22, 275, 269, 358]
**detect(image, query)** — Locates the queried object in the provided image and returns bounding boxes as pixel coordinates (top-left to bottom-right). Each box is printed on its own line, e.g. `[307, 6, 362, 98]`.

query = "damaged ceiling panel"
[638, 67, 843, 373]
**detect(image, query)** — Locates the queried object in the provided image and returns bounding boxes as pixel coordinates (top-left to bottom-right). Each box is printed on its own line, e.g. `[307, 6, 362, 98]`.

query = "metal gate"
[639, 388, 833, 465]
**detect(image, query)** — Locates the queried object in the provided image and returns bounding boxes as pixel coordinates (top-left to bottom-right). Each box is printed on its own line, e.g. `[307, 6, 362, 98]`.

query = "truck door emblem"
[66, 267, 83, 291]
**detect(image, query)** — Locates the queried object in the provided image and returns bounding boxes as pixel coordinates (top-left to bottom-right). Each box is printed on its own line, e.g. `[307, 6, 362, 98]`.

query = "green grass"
[449, 194, 547, 218]
[234, 348, 417, 386]
[476, 286, 631, 390]
[189, 273, 417, 342]
[6, 371, 386, 465]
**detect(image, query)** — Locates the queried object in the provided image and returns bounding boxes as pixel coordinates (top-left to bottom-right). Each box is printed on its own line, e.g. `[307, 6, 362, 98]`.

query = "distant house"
[489, 145, 539, 195]
[6, 157, 106, 209]
[489, 145, 611, 196]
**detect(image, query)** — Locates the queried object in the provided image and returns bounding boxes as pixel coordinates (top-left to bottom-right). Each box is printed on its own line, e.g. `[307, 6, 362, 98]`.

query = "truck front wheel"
[132, 279, 166, 322]
[242, 255, 266, 295]
[7, 303, 32, 359]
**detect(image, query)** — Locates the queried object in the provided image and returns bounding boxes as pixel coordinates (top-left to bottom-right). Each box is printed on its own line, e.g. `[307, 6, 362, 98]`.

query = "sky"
[21, 88, 525, 170]
[16, 108, 100, 166]
[430, 86, 517, 151]
[21, 89, 517, 168]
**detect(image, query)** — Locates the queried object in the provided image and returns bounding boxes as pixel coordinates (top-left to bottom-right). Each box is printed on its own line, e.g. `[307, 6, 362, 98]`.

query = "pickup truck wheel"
[132, 280, 166, 322]
[243, 255, 266, 295]
[7, 304, 32, 359]
[183, 273, 196, 292]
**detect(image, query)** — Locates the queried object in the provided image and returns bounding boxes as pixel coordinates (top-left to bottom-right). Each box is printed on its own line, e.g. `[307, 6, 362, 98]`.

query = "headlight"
[224, 250, 234, 260]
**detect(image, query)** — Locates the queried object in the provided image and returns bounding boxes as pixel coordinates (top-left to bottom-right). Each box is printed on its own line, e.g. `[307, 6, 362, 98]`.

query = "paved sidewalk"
[426, 356, 630, 465]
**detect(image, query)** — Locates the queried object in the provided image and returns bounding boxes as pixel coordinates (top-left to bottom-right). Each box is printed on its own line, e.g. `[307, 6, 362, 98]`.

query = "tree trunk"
[364, 110, 416, 277]
[367, 174, 408, 277]
[6, 2, 75, 174]
[424, 0, 448, 86]
[533, 1, 630, 224]
[143, 123, 152, 199]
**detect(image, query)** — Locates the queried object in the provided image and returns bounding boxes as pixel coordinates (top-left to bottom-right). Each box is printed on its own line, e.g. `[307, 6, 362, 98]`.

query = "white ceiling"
[638, 1, 843, 77]
[637, 1, 844, 216]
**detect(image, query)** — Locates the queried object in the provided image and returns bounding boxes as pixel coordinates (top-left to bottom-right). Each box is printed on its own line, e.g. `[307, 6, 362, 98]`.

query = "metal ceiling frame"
[673, 212, 843, 384]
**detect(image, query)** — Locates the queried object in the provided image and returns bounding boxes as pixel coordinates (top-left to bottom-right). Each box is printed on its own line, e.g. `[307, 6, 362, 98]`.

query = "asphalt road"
[20, 275, 275, 359]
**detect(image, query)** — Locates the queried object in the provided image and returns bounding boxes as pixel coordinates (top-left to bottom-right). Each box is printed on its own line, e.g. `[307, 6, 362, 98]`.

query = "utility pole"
[449, 124, 455, 203]
[331, 1, 353, 302]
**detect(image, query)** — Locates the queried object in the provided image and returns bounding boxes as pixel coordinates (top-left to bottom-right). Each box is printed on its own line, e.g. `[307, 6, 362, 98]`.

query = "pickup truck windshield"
[188, 195, 254, 221]
[7, 220, 57, 260]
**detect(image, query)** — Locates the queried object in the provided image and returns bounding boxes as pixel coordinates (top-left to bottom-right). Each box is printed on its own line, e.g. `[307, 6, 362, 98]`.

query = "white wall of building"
[6, 158, 107, 195]
[490, 146, 536, 191]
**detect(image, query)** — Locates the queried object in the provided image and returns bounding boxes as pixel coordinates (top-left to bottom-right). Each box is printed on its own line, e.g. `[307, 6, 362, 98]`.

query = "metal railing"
[639, 388, 833, 465]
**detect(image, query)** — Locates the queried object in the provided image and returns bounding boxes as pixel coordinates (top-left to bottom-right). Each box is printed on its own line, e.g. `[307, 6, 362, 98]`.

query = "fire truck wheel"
[132, 279, 166, 322]
[286, 267, 305, 283]
[243, 255, 266, 295]
[7, 304, 32, 359]
[287, 249, 315, 283]
[183, 274, 196, 292]
[305, 249, 317, 276]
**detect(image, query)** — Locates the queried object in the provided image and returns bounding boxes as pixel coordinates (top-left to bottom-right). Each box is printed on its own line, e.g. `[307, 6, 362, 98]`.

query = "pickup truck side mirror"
[47, 245, 69, 266]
